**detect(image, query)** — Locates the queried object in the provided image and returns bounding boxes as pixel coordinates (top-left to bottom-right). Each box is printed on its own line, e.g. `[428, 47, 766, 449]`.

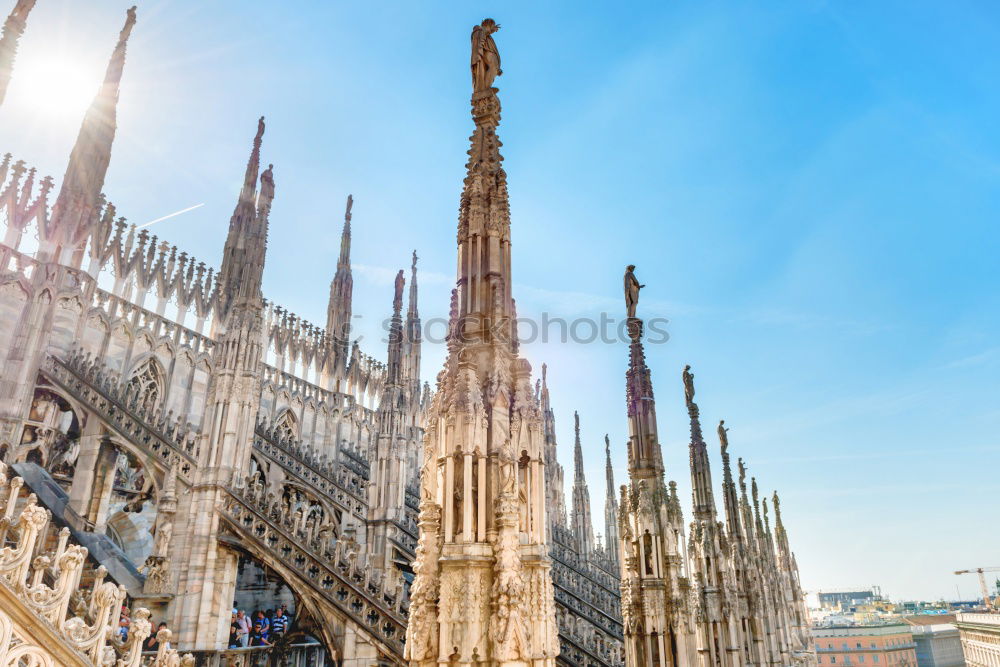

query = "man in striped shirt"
[270, 607, 288, 639]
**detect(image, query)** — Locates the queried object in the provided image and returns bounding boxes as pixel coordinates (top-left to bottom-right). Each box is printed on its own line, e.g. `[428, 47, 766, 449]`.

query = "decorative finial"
[605, 433, 610, 454]
[345, 194, 353, 222]
[470, 19, 502, 92]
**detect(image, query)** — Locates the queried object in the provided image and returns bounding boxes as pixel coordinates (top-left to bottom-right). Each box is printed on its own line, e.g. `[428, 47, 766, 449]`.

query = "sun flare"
[9, 53, 99, 125]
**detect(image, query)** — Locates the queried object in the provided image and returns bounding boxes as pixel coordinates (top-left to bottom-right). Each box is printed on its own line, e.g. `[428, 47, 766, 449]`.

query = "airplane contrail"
[137, 203, 205, 229]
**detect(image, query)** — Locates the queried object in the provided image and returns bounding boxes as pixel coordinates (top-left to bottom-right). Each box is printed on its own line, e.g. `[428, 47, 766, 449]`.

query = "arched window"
[274, 410, 298, 442]
[126, 358, 163, 414]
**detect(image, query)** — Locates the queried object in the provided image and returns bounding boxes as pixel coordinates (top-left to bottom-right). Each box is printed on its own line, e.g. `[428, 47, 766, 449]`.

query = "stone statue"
[153, 517, 173, 556]
[624, 265, 644, 318]
[394, 269, 405, 313]
[682, 364, 695, 405]
[471, 19, 502, 92]
[718, 420, 729, 455]
[50, 435, 80, 475]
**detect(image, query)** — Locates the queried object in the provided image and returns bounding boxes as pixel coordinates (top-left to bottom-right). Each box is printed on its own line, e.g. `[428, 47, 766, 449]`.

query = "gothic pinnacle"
[338, 195, 353, 270]
[573, 411, 584, 482]
[684, 363, 715, 520]
[393, 269, 404, 315]
[408, 249, 418, 317]
[327, 194, 354, 348]
[0, 0, 36, 106]
[218, 117, 270, 312]
[48, 5, 138, 262]
[241, 116, 265, 201]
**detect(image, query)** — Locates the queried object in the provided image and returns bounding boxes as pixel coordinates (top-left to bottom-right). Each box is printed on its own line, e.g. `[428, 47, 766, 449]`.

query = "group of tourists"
[118, 606, 172, 654]
[228, 605, 292, 648]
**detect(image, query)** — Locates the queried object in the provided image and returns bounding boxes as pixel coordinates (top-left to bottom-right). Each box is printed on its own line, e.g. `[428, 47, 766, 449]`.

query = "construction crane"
[954, 567, 1000, 611]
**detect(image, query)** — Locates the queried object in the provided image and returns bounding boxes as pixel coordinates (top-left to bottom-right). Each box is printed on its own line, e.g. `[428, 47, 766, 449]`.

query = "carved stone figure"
[153, 516, 173, 556]
[471, 19, 502, 92]
[683, 364, 695, 405]
[624, 265, 644, 318]
[718, 419, 729, 454]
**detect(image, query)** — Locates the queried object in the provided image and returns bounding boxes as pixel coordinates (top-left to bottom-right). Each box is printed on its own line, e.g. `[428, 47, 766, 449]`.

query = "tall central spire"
[45, 5, 136, 263]
[405, 19, 559, 667]
[0, 0, 36, 107]
[455, 18, 515, 346]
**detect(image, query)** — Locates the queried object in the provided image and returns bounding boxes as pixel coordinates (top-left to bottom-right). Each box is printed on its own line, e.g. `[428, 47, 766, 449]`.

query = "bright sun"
[10, 53, 100, 125]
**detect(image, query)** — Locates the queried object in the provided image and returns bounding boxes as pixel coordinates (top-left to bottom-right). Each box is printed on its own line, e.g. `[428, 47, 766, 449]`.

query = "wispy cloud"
[941, 346, 1000, 370]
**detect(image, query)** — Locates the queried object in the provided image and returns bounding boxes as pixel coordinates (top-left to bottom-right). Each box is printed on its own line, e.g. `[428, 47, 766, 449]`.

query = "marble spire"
[541, 363, 567, 530]
[719, 420, 742, 541]
[217, 117, 270, 316]
[603, 434, 620, 565]
[0, 0, 36, 106]
[571, 410, 595, 558]
[404, 19, 559, 666]
[327, 194, 354, 359]
[683, 364, 716, 521]
[368, 269, 411, 573]
[403, 249, 422, 406]
[46, 6, 136, 264]
[617, 270, 695, 666]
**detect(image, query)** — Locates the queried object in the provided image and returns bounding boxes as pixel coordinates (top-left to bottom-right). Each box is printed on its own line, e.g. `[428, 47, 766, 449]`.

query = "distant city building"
[903, 616, 965, 667]
[955, 613, 1000, 667]
[820, 589, 883, 610]
[813, 624, 918, 667]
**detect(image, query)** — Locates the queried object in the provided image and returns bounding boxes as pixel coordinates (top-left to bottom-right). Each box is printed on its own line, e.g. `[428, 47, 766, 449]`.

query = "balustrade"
[220, 484, 406, 659]
[0, 459, 193, 665]
[44, 352, 200, 477]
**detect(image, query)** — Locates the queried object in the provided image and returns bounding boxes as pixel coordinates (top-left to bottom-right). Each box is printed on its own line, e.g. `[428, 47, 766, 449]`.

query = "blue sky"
[1, 1, 998, 602]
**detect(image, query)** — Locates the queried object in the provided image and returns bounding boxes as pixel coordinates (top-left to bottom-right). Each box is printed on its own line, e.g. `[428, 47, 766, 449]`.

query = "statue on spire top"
[471, 19, 502, 92]
[624, 265, 644, 319]
[393, 270, 405, 314]
[122, 6, 137, 39]
[682, 364, 695, 406]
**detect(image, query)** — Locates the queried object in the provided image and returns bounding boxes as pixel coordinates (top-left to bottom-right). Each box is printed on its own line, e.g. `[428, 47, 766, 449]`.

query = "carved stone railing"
[253, 421, 368, 518]
[558, 628, 625, 667]
[219, 484, 407, 661]
[185, 641, 328, 666]
[0, 459, 193, 666]
[94, 288, 216, 357]
[44, 352, 200, 477]
[404, 482, 419, 512]
[551, 536, 621, 622]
